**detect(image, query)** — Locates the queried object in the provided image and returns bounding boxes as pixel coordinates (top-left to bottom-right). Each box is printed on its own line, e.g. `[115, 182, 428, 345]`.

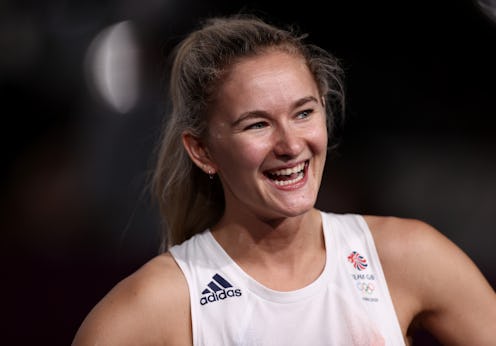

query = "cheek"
[318, 128, 329, 151]
[306, 122, 328, 153]
[212, 138, 272, 172]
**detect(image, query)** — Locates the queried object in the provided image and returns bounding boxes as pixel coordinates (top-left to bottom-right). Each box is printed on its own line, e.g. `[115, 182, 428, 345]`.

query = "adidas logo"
[200, 273, 242, 306]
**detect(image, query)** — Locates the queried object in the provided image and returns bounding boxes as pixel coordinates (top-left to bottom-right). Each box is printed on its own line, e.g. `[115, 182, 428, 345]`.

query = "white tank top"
[170, 211, 405, 346]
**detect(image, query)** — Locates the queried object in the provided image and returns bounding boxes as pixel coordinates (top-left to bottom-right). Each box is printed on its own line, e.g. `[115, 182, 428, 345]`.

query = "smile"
[265, 161, 308, 186]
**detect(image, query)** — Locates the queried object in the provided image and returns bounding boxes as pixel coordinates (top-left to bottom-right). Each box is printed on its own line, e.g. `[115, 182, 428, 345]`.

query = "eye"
[244, 121, 268, 130]
[296, 109, 313, 119]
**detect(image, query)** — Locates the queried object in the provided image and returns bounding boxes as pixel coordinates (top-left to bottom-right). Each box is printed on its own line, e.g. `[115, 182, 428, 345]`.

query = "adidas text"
[200, 288, 242, 305]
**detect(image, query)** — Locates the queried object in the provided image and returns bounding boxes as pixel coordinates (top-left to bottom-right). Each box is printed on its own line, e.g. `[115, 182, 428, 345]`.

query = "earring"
[208, 169, 214, 180]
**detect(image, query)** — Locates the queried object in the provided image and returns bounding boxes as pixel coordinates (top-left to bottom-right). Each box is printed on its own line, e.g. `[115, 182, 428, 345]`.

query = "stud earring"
[208, 169, 214, 180]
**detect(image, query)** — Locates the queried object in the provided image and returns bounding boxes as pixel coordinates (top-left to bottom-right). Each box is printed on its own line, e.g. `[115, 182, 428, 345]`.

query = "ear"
[182, 131, 217, 174]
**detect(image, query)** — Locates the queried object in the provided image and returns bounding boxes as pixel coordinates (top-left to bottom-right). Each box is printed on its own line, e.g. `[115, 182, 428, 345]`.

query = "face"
[201, 51, 328, 222]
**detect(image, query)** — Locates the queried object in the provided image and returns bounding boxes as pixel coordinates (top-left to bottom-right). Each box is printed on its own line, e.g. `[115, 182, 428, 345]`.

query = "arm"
[411, 222, 496, 345]
[72, 253, 192, 346]
[367, 216, 496, 345]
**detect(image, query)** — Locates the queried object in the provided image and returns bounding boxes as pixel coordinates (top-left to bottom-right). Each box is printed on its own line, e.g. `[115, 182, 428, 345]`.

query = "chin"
[272, 198, 317, 218]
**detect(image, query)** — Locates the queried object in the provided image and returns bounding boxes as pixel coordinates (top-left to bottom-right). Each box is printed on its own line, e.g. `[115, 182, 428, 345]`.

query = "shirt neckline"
[204, 211, 337, 304]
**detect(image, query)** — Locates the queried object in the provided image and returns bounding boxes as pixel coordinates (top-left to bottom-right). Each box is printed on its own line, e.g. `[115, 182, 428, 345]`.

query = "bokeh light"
[85, 20, 141, 114]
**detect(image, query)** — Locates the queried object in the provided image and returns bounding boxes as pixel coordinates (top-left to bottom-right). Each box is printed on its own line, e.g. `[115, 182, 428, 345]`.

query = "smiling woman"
[182, 51, 329, 223]
[72, 13, 496, 346]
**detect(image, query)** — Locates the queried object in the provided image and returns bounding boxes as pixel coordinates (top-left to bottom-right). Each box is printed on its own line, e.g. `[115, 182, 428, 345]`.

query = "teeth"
[274, 172, 304, 186]
[269, 162, 305, 176]
[267, 162, 307, 186]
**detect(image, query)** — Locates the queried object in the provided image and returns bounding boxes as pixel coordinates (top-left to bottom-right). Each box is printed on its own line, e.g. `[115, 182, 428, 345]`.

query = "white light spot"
[85, 20, 141, 114]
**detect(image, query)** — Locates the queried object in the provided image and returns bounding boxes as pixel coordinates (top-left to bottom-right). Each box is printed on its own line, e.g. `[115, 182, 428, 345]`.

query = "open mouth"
[264, 160, 308, 186]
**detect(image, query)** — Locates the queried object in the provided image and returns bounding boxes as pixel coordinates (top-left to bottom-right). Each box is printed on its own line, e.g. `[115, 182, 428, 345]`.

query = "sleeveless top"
[169, 211, 405, 346]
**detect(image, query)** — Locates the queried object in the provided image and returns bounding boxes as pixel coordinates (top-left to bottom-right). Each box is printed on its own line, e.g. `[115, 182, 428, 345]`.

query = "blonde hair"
[151, 14, 345, 251]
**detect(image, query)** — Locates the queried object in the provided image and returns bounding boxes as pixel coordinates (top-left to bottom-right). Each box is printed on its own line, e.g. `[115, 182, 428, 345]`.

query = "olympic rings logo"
[356, 282, 375, 294]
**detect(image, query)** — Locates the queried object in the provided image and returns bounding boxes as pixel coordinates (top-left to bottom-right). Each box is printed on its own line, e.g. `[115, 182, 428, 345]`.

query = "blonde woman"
[73, 14, 496, 345]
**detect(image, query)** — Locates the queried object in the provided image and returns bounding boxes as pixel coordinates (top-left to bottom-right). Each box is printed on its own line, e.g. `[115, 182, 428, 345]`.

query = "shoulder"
[363, 215, 438, 264]
[72, 252, 191, 346]
[362, 215, 484, 289]
[361, 215, 446, 301]
[363, 215, 496, 345]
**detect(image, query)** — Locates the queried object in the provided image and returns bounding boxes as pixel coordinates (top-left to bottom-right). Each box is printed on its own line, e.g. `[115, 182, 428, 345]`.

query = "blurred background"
[1, 0, 495, 344]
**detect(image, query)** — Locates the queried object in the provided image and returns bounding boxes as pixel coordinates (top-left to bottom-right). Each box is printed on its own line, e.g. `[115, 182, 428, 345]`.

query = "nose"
[272, 124, 304, 159]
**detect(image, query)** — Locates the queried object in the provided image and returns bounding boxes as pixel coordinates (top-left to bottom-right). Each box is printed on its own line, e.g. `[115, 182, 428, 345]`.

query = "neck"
[211, 208, 324, 266]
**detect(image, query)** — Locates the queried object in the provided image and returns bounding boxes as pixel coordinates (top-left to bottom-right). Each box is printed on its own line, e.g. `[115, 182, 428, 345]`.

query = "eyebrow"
[231, 96, 319, 127]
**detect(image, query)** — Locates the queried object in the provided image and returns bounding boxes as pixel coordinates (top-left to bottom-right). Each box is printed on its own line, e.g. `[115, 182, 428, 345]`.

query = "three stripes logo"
[200, 273, 242, 306]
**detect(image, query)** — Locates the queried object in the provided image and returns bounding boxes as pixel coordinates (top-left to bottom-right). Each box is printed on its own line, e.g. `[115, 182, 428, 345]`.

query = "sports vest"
[170, 211, 405, 345]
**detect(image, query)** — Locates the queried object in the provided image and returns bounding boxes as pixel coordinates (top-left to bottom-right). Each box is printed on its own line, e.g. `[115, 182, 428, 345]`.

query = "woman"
[73, 14, 496, 345]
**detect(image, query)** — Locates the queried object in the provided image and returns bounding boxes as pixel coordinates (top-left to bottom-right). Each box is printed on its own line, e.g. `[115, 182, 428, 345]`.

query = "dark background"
[1, 0, 495, 344]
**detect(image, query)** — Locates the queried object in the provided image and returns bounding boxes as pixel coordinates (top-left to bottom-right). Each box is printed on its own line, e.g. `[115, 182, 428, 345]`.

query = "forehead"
[213, 51, 319, 115]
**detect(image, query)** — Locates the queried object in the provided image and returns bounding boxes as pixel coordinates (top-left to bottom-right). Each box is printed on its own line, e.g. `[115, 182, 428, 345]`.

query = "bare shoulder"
[362, 215, 491, 289]
[363, 215, 432, 253]
[363, 215, 496, 345]
[363, 215, 446, 269]
[72, 252, 191, 346]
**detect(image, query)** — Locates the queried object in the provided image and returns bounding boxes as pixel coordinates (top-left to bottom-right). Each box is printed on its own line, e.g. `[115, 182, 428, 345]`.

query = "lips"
[264, 161, 308, 186]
